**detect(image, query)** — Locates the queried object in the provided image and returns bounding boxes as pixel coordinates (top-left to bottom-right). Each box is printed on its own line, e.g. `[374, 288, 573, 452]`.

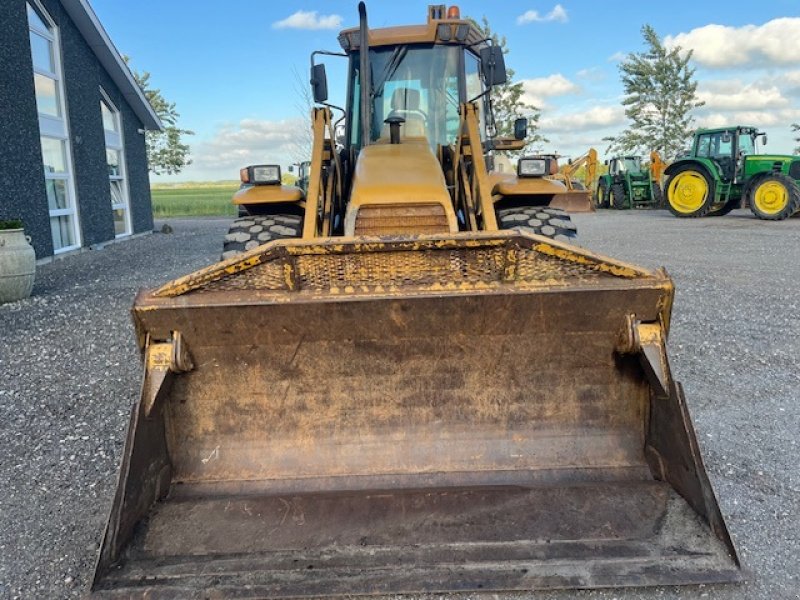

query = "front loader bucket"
[92, 233, 741, 598]
[550, 190, 596, 212]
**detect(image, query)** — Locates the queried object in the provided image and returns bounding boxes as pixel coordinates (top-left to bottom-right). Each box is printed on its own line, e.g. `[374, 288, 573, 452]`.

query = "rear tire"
[666, 164, 716, 218]
[221, 214, 303, 260]
[497, 206, 578, 243]
[611, 183, 627, 210]
[747, 173, 800, 220]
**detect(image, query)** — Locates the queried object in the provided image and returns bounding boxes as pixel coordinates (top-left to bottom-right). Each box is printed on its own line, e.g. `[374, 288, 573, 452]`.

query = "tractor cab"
[609, 156, 643, 177]
[692, 126, 764, 182]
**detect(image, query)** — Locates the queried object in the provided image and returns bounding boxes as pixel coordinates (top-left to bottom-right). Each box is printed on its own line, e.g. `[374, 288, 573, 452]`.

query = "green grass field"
[151, 182, 239, 217]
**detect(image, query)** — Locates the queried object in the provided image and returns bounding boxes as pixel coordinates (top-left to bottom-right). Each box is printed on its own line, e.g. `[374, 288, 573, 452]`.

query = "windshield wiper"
[371, 46, 408, 99]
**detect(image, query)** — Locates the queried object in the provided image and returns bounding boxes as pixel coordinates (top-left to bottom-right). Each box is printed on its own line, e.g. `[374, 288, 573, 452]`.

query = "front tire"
[497, 206, 578, 243]
[666, 165, 716, 218]
[595, 182, 610, 208]
[611, 183, 627, 209]
[221, 214, 302, 260]
[747, 173, 800, 220]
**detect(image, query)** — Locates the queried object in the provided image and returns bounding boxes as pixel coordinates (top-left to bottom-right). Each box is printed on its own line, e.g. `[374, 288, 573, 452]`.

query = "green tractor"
[665, 125, 800, 220]
[595, 153, 664, 210]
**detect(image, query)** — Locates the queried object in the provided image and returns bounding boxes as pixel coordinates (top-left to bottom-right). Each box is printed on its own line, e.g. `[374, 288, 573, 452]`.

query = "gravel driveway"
[0, 211, 797, 599]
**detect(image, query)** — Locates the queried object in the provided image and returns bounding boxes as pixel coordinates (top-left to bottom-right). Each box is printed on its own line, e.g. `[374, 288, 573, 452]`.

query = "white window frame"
[100, 89, 132, 237]
[28, 0, 82, 253]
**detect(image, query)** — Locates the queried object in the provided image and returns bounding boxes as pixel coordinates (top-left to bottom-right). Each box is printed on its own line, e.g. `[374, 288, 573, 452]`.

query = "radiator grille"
[354, 204, 450, 236]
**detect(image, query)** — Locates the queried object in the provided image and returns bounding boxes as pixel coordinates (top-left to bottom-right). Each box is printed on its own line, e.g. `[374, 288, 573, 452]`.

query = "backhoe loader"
[92, 4, 741, 597]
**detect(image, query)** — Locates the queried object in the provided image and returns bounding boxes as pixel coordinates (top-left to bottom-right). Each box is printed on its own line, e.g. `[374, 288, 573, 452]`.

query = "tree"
[792, 123, 800, 155]
[128, 63, 193, 175]
[605, 25, 703, 160]
[473, 17, 546, 152]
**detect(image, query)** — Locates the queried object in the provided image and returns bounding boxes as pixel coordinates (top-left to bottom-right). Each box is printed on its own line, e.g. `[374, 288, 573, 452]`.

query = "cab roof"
[695, 125, 759, 135]
[338, 6, 486, 51]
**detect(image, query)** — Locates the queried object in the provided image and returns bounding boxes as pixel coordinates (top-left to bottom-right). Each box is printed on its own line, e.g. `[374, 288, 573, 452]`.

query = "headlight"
[517, 158, 547, 177]
[240, 164, 281, 185]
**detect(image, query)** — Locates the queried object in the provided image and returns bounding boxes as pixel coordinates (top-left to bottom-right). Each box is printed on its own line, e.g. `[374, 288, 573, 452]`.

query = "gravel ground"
[0, 211, 798, 599]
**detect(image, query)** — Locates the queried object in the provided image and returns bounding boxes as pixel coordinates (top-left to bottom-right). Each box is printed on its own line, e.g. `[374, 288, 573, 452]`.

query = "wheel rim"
[668, 171, 708, 213]
[753, 180, 788, 215]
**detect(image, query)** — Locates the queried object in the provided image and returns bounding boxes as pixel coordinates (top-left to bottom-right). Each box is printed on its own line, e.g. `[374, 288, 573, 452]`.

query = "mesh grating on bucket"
[194, 240, 626, 295]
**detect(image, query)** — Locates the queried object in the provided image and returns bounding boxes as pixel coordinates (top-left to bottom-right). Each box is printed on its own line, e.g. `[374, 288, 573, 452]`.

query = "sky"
[88, 0, 800, 182]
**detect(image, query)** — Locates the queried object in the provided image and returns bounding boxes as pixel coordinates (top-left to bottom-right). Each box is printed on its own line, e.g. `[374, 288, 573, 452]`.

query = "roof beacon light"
[447, 5, 460, 19]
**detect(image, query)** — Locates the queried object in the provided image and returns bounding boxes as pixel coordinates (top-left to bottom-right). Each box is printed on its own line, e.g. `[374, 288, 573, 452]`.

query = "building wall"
[0, 0, 54, 258]
[0, 0, 154, 259]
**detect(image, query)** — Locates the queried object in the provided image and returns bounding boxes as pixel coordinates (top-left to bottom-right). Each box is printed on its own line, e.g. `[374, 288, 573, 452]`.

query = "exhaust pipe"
[358, 2, 371, 146]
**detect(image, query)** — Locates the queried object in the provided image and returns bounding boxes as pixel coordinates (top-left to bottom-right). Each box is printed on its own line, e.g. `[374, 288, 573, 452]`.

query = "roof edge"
[60, 0, 162, 130]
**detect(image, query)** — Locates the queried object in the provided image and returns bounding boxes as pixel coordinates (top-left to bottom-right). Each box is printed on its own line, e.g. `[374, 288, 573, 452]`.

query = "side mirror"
[604, 159, 609, 165]
[513, 117, 527, 140]
[762, 133, 768, 145]
[721, 133, 731, 144]
[310, 63, 328, 103]
[479, 46, 507, 87]
[287, 165, 294, 173]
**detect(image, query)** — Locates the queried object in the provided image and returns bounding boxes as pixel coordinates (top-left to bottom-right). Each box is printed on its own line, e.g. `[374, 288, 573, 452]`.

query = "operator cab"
[693, 126, 766, 181]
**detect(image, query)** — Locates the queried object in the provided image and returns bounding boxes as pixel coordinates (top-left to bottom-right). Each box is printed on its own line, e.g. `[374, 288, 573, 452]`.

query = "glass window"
[101, 99, 118, 132]
[27, 4, 49, 32]
[623, 157, 642, 173]
[40, 137, 66, 173]
[34, 73, 60, 117]
[102, 92, 130, 236]
[106, 149, 121, 177]
[50, 215, 75, 249]
[352, 44, 462, 149]
[112, 208, 127, 236]
[715, 133, 732, 157]
[738, 133, 755, 155]
[696, 135, 712, 157]
[464, 51, 484, 140]
[30, 31, 54, 73]
[45, 179, 68, 210]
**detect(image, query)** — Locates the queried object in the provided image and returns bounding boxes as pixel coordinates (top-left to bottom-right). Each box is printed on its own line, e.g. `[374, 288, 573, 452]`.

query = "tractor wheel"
[497, 206, 578, 243]
[221, 214, 303, 260]
[665, 164, 716, 218]
[611, 183, 627, 209]
[595, 182, 610, 208]
[747, 173, 800, 220]
[651, 183, 664, 208]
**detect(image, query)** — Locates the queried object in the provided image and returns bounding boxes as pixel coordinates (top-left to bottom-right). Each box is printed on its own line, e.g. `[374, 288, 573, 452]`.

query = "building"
[0, 0, 161, 260]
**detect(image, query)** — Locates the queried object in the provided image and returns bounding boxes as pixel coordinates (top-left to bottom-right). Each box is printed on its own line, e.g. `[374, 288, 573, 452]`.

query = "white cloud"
[696, 108, 800, 129]
[665, 18, 800, 68]
[520, 73, 579, 106]
[539, 105, 626, 133]
[517, 4, 568, 25]
[575, 67, 606, 82]
[697, 80, 789, 111]
[188, 118, 304, 178]
[607, 51, 626, 63]
[273, 10, 342, 30]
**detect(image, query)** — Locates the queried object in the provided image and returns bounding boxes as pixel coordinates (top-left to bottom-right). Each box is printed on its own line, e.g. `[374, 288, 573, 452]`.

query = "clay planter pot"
[0, 228, 36, 303]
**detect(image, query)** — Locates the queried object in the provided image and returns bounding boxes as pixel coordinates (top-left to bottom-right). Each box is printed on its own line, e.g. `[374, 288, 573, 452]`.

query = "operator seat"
[381, 88, 428, 140]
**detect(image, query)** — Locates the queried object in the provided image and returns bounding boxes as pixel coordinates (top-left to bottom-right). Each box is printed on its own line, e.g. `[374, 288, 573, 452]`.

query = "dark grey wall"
[42, 0, 155, 245]
[0, 0, 154, 259]
[0, 0, 54, 258]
